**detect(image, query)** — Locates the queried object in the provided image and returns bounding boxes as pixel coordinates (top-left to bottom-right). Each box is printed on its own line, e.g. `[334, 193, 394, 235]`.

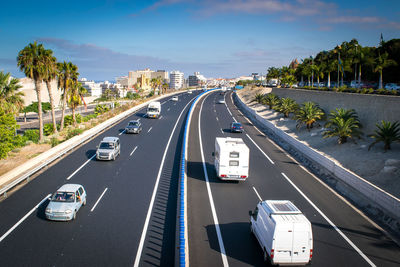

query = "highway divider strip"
[178, 88, 217, 267]
[0, 91, 184, 198]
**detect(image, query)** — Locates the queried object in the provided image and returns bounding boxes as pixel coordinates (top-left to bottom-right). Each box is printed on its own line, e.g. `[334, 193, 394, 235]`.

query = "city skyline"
[1, 0, 399, 80]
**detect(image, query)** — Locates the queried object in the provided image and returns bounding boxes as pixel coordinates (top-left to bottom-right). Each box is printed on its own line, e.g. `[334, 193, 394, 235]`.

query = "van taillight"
[310, 249, 313, 259]
[220, 174, 227, 177]
[240, 175, 247, 178]
[270, 249, 274, 259]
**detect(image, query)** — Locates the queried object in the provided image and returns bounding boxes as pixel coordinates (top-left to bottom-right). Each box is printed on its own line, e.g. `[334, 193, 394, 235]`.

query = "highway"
[0, 91, 201, 266]
[187, 90, 400, 266]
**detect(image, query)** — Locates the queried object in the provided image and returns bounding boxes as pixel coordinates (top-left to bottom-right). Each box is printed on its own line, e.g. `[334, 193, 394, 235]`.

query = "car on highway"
[45, 184, 87, 221]
[172, 96, 178, 101]
[218, 99, 225, 104]
[96, 137, 120, 161]
[230, 122, 243, 133]
[125, 120, 142, 134]
[187, 90, 193, 94]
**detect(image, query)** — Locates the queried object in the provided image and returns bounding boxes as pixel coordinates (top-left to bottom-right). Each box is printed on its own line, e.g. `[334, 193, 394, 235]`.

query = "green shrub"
[94, 104, 110, 115]
[66, 128, 83, 139]
[114, 102, 121, 108]
[148, 91, 154, 97]
[44, 123, 54, 136]
[50, 137, 60, 147]
[83, 114, 97, 122]
[63, 114, 82, 126]
[23, 129, 40, 144]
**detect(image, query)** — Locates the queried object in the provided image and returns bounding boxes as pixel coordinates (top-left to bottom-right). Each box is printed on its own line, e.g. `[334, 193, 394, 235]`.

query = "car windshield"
[99, 142, 114, 149]
[128, 122, 138, 126]
[51, 192, 75, 202]
[233, 123, 242, 127]
[148, 108, 158, 112]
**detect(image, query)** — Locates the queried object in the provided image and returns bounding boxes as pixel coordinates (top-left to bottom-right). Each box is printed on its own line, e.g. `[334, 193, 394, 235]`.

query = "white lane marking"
[214, 109, 216, 112]
[133, 98, 195, 267]
[252, 187, 262, 201]
[220, 128, 224, 134]
[0, 194, 51, 243]
[281, 172, 376, 267]
[130, 146, 138, 156]
[168, 108, 170, 111]
[245, 133, 274, 164]
[216, 117, 219, 121]
[147, 127, 152, 133]
[119, 129, 126, 136]
[159, 115, 163, 119]
[66, 154, 96, 180]
[198, 94, 229, 267]
[91, 188, 108, 212]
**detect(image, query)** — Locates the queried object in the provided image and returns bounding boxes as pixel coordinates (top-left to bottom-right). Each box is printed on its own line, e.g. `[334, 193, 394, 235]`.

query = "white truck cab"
[214, 137, 249, 181]
[147, 101, 161, 118]
[250, 200, 313, 265]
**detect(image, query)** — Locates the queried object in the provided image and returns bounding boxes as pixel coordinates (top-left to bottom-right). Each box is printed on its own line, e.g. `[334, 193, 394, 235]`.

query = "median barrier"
[0, 91, 184, 198]
[233, 92, 400, 232]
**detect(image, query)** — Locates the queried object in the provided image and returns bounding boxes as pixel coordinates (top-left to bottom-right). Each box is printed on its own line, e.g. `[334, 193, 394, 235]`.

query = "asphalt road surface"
[0, 91, 200, 266]
[187, 90, 400, 266]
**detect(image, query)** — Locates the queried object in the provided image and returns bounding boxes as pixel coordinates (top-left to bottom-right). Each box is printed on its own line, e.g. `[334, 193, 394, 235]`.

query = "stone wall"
[270, 88, 400, 134]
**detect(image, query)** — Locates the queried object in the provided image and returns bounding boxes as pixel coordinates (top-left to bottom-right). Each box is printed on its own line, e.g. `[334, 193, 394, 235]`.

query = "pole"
[337, 51, 340, 89]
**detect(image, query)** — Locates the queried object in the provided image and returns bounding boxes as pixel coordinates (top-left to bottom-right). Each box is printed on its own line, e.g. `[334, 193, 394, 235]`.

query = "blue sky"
[1, 0, 399, 80]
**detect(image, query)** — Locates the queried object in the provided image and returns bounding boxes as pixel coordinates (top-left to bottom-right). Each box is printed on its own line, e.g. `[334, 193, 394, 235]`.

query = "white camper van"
[214, 137, 249, 181]
[250, 200, 313, 265]
[146, 101, 161, 118]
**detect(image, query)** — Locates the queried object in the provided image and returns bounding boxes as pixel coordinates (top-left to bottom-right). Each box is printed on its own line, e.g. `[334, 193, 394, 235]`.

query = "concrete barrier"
[234, 92, 400, 230]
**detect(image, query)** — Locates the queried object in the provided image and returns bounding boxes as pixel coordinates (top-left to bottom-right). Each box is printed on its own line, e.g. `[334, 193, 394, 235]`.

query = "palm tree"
[374, 52, 397, 89]
[57, 61, 79, 131]
[295, 102, 325, 131]
[357, 46, 375, 87]
[0, 71, 24, 115]
[312, 64, 324, 88]
[263, 93, 279, 109]
[323, 108, 362, 144]
[67, 81, 87, 126]
[276, 97, 298, 118]
[254, 93, 264, 103]
[368, 121, 400, 151]
[42, 49, 58, 133]
[162, 82, 169, 94]
[17, 41, 46, 141]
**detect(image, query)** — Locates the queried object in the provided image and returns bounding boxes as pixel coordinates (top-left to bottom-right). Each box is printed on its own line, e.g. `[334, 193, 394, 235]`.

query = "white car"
[172, 96, 178, 101]
[45, 184, 87, 221]
[218, 99, 225, 104]
[187, 90, 193, 94]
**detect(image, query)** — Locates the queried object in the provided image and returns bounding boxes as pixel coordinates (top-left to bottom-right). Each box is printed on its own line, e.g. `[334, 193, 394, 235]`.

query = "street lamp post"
[337, 50, 340, 89]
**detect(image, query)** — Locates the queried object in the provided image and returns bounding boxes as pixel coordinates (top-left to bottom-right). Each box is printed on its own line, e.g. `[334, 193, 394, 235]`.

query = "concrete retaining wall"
[234, 92, 400, 232]
[269, 88, 400, 134]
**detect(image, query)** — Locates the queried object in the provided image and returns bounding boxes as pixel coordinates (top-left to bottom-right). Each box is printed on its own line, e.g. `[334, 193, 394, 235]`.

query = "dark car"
[125, 120, 142, 134]
[230, 122, 243, 133]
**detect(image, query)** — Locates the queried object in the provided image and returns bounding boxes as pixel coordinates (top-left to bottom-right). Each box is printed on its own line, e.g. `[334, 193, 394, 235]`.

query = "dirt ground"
[237, 87, 400, 198]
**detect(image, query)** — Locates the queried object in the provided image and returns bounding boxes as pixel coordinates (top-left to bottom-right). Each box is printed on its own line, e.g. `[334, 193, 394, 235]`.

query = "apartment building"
[188, 72, 206, 87]
[169, 71, 184, 89]
[127, 69, 169, 89]
[80, 78, 102, 97]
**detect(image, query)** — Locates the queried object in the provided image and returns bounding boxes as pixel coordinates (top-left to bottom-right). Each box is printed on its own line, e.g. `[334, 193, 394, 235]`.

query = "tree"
[57, 61, 79, 131]
[42, 49, 58, 133]
[67, 81, 87, 126]
[263, 93, 279, 109]
[295, 102, 325, 131]
[254, 93, 264, 103]
[368, 121, 400, 151]
[374, 52, 397, 89]
[162, 82, 169, 94]
[276, 97, 298, 118]
[0, 71, 24, 115]
[323, 108, 362, 144]
[17, 41, 46, 141]
[0, 109, 23, 159]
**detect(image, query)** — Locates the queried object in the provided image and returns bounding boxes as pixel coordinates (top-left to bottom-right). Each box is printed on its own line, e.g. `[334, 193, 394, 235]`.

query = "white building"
[170, 71, 184, 89]
[79, 78, 102, 97]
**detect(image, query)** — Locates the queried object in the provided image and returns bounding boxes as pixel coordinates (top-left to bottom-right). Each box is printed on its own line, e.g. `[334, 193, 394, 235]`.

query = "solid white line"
[133, 98, 195, 267]
[167, 108, 170, 111]
[252, 187, 262, 202]
[0, 194, 51, 243]
[281, 172, 376, 267]
[216, 117, 219, 121]
[147, 127, 152, 133]
[91, 188, 108, 212]
[220, 128, 224, 134]
[66, 154, 96, 180]
[159, 115, 163, 119]
[130, 146, 138, 156]
[119, 129, 126, 136]
[245, 133, 274, 164]
[198, 94, 229, 267]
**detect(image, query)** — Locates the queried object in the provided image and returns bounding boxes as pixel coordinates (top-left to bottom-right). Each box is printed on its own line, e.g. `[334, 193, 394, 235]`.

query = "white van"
[214, 137, 249, 181]
[147, 101, 161, 118]
[250, 200, 313, 265]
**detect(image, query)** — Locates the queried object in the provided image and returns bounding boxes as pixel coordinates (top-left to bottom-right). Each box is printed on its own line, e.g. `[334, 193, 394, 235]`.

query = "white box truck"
[146, 101, 161, 119]
[214, 137, 249, 181]
[250, 200, 313, 265]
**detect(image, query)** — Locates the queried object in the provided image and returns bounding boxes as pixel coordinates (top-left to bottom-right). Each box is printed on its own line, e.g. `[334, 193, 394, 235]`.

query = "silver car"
[45, 184, 87, 221]
[96, 137, 120, 160]
[125, 120, 142, 134]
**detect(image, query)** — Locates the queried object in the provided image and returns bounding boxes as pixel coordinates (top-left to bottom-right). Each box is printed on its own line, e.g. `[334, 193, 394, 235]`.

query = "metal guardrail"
[0, 93, 181, 198]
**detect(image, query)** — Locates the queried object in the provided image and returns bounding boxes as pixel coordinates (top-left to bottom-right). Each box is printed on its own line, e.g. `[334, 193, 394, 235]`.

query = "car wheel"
[112, 154, 116, 161]
[72, 211, 77, 220]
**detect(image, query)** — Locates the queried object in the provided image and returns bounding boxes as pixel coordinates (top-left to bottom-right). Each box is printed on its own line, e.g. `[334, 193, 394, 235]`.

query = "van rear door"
[291, 229, 311, 264]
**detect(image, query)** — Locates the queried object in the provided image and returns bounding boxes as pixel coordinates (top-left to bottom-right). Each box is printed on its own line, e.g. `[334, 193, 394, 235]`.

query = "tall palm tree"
[295, 102, 325, 131]
[17, 41, 46, 141]
[369, 121, 400, 151]
[0, 71, 24, 115]
[357, 46, 375, 87]
[42, 49, 58, 133]
[67, 81, 87, 126]
[374, 52, 397, 89]
[323, 108, 362, 144]
[57, 61, 79, 131]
